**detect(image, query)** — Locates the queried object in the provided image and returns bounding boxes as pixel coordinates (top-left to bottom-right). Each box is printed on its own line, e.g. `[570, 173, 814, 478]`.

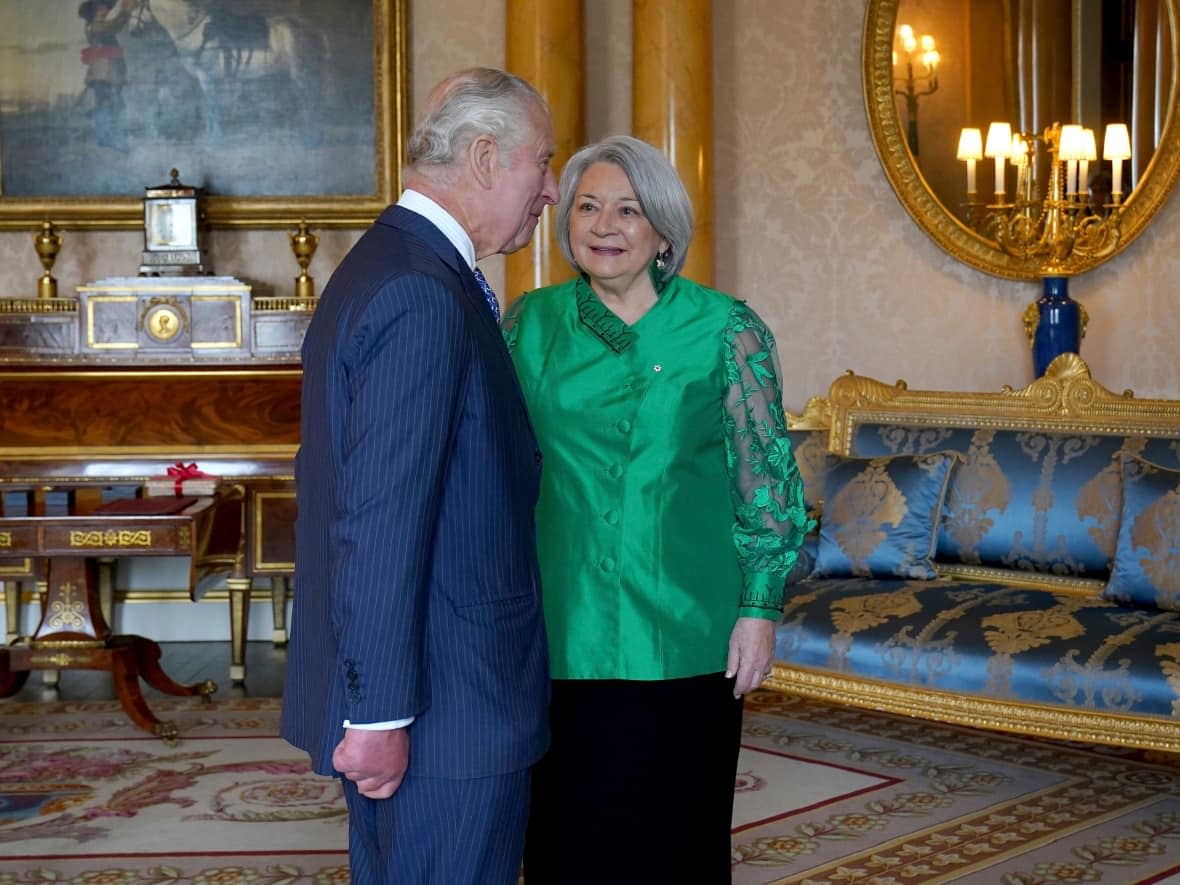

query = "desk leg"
[3, 580, 20, 644]
[271, 576, 290, 646]
[0, 647, 30, 696]
[107, 636, 217, 742]
[97, 557, 116, 629]
[227, 576, 251, 684]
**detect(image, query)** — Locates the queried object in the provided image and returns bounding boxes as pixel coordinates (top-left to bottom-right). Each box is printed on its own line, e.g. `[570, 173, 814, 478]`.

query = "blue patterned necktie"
[471, 266, 501, 324]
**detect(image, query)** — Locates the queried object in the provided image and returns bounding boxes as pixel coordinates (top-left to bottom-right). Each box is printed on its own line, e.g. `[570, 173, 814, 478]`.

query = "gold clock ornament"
[139, 169, 209, 276]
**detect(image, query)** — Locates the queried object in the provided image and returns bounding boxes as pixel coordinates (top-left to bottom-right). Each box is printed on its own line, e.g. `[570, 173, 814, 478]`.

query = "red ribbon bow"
[166, 461, 208, 495]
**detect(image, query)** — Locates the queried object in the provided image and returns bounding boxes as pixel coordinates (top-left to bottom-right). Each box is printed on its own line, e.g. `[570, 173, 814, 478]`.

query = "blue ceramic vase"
[1031, 276, 1081, 376]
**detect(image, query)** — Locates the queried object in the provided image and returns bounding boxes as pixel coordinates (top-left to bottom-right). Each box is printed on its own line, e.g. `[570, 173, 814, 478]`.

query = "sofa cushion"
[776, 575, 1180, 718]
[812, 452, 959, 580]
[846, 425, 1127, 580]
[1103, 455, 1180, 611]
[787, 428, 829, 515]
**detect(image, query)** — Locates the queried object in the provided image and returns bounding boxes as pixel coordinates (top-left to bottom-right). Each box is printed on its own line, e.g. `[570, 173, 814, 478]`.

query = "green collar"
[574, 264, 672, 354]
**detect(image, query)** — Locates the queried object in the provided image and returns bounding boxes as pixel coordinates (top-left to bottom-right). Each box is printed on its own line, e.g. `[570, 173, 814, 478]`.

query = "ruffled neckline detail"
[574, 267, 673, 354]
[575, 275, 633, 353]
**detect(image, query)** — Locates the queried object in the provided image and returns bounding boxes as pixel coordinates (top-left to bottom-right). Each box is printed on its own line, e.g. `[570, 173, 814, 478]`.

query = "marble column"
[632, 0, 714, 286]
[505, 0, 585, 303]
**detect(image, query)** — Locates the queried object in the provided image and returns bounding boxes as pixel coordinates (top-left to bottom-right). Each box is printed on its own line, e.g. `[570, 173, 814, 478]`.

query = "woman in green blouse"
[504, 135, 810, 884]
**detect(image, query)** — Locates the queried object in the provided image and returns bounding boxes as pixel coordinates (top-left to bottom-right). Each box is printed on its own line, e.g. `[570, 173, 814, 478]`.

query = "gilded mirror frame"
[864, 0, 1180, 280]
[0, 0, 407, 230]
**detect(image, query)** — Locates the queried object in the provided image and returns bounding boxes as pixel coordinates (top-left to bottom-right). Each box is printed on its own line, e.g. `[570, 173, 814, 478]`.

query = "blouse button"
[600, 557, 616, 573]
[616, 419, 632, 434]
[603, 510, 620, 525]
[608, 463, 623, 479]
[652, 364, 662, 372]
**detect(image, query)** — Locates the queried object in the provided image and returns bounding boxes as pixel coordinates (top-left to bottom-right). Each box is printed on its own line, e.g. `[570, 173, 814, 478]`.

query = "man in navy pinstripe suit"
[280, 67, 558, 884]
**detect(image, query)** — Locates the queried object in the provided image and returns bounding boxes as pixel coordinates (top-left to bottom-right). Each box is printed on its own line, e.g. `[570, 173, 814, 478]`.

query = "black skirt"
[523, 672, 745, 885]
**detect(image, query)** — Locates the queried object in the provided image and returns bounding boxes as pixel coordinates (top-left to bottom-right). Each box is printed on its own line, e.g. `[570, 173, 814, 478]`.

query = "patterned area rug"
[0, 697, 348, 883]
[4, 693, 1180, 883]
[736, 692, 1180, 884]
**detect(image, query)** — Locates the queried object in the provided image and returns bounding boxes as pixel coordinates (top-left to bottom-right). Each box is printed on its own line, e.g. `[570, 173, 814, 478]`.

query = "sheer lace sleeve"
[501, 295, 527, 352]
[723, 301, 814, 619]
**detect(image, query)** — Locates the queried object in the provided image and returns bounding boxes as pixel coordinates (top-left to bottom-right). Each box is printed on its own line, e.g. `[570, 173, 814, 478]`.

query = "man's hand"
[725, 617, 776, 698]
[332, 727, 410, 799]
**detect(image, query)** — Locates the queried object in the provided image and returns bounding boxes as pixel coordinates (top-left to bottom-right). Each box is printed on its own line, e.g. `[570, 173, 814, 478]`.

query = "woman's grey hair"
[555, 135, 694, 283]
[406, 68, 547, 175]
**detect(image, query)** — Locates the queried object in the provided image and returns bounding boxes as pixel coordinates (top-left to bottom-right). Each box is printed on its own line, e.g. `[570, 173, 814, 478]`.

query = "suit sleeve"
[332, 272, 471, 724]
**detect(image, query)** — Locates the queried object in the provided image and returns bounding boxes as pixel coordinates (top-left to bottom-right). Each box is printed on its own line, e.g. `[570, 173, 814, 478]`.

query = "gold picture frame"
[0, 0, 407, 230]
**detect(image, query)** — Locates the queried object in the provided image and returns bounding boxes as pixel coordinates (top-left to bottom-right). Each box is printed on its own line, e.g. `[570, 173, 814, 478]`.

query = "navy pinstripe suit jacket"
[280, 205, 550, 780]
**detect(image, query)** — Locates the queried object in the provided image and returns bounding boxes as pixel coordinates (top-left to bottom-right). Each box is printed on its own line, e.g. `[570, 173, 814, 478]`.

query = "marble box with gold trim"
[76, 277, 252, 361]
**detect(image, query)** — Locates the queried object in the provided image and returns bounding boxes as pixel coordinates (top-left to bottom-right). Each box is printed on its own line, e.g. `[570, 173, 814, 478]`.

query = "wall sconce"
[893, 24, 939, 157]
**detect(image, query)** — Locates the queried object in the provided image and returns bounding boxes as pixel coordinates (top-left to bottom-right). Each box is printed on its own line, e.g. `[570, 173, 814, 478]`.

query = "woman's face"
[568, 162, 667, 292]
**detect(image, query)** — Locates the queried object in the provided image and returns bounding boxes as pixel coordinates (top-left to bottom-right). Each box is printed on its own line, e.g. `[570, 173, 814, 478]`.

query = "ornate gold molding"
[767, 663, 1180, 752]
[828, 354, 1180, 454]
[786, 396, 832, 431]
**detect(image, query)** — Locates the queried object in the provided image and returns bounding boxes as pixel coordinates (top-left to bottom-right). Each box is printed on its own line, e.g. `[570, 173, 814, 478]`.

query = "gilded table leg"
[3, 580, 20, 644]
[227, 576, 251, 684]
[271, 576, 290, 646]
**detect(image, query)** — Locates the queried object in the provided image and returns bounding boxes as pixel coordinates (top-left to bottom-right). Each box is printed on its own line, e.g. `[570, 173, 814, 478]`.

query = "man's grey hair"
[555, 135, 694, 284]
[406, 68, 548, 176]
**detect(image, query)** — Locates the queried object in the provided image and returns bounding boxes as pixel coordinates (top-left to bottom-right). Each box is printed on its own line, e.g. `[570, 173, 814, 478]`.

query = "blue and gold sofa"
[769, 354, 1180, 752]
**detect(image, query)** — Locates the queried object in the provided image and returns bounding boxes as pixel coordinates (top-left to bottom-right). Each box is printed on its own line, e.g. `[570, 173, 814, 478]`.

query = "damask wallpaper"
[0, 0, 1176, 406]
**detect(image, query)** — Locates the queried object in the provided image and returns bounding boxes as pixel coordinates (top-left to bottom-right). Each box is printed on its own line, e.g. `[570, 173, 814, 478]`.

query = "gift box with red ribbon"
[144, 461, 222, 497]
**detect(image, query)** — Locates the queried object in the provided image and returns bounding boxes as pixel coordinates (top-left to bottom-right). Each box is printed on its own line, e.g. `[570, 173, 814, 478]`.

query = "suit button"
[603, 510, 619, 525]
[600, 557, 616, 573]
[534, 450, 543, 464]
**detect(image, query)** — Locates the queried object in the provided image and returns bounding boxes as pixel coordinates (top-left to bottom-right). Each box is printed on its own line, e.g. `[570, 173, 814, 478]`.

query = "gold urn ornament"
[289, 220, 319, 300]
[35, 221, 63, 299]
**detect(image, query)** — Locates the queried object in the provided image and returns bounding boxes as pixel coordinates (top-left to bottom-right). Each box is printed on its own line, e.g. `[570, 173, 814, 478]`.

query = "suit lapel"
[377, 206, 497, 330]
[375, 205, 538, 447]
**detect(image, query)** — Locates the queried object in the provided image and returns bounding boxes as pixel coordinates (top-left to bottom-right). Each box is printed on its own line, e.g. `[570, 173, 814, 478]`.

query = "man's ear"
[469, 134, 499, 190]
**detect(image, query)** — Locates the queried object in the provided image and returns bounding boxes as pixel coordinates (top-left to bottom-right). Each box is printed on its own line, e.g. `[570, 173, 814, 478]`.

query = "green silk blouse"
[504, 274, 811, 680]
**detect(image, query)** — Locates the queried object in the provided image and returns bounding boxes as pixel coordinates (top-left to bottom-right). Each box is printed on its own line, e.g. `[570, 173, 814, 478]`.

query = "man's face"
[487, 105, 558, 256]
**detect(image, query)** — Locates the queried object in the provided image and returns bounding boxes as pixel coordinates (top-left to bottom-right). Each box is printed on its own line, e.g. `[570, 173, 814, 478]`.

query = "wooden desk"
[0, 491, 243, 740]
[0, 365, 300, 684]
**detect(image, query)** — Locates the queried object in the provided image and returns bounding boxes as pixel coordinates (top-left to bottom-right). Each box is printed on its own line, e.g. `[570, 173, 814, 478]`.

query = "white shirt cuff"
[343, 716, 414, 730]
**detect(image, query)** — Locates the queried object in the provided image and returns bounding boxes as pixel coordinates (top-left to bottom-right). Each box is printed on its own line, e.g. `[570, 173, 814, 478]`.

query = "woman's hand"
[726, 616, 776, 697]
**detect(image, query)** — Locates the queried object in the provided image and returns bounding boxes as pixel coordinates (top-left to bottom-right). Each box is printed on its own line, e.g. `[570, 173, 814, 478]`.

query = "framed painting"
[0, 0, 407, 229]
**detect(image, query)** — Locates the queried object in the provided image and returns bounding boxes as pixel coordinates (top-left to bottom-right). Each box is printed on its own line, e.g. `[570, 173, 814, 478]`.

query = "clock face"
[146, 200, 198, 251]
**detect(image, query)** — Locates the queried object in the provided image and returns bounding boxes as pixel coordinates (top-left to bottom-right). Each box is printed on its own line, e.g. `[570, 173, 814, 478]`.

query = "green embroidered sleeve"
[501, 295, 526, 351]
[723, 301, 814, 619]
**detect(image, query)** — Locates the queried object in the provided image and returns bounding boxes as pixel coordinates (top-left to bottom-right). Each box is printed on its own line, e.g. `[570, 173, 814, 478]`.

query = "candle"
[956, 128, 983, 197]
[1103, 123, 1131, 199]
[984, 122, 1013, 200]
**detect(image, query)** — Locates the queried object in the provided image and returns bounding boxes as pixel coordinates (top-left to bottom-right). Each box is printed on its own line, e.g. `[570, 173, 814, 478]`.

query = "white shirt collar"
[397, 189, 476, 270]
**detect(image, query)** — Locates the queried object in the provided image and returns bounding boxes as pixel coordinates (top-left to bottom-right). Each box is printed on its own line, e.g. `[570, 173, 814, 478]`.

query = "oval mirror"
[864, 0, 1180, 280]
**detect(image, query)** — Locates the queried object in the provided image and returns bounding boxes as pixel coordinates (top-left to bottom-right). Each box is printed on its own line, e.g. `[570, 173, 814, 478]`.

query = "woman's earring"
[655, 250, 668, 271]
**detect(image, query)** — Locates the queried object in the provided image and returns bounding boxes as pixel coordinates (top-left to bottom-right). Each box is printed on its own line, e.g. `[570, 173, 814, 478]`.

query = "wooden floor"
[4, 640, 288, 703]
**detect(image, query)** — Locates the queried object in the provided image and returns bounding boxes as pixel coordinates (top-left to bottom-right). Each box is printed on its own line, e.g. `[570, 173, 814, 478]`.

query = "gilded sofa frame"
[770, 353, 1180, 752]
